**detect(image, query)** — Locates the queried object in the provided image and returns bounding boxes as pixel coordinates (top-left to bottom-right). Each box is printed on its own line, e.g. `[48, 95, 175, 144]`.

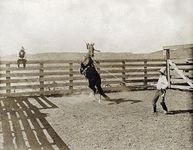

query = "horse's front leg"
[17, 60, 20, 68]
[23, 60, 26, 68]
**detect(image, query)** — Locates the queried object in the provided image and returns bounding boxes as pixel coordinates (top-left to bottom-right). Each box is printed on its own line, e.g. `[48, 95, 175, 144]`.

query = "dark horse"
[80, 57, 110, 100]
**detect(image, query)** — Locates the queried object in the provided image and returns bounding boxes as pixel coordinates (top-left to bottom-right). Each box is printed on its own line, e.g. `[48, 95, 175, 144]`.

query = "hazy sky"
[0, 0, 193, 56]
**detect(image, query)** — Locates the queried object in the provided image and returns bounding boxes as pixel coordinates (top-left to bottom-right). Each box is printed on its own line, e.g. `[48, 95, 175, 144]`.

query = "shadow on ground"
[0, 96, 70, 150]
[167, 109, 193, 115]
[107, 98, 142, 105]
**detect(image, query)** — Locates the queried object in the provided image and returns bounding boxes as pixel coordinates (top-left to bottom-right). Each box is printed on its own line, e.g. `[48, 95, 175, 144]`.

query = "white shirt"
[156, 75, 169, 90]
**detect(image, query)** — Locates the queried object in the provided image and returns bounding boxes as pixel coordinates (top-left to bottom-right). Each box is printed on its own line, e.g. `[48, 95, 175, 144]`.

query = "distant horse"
[17, 58, 27, 68]
[80, 56, 110, 100]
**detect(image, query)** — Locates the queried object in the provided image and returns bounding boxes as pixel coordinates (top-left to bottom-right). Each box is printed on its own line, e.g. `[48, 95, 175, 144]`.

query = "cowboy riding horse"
[17, 46, 27, 68]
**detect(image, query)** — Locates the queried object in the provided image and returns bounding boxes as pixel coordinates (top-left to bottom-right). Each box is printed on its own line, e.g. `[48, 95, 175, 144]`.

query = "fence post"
[122, 60, 126, 86]
[6, 63, 11, 95]
[144, 60, 147, 89]
[69, 62, 73, 94]
[39, 62, 44, 95]
[164, 48, 171, 88]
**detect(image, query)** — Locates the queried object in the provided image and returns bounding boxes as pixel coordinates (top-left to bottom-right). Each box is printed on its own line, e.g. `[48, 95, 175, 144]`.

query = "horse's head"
[86, 43, 95, 57]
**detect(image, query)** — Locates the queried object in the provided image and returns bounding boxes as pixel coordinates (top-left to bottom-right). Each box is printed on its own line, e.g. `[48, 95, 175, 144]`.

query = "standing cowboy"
[152, 67, 169, 114]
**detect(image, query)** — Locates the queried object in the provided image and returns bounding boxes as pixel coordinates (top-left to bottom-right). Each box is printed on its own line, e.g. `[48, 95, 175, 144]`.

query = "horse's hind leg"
[96, 81, 110, 100]
[88, 80, 98, 101]
[88, 80, 96, 94]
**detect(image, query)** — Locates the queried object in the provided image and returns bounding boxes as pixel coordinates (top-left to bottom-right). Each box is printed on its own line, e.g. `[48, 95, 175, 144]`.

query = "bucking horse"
[80, 43, 110, 101]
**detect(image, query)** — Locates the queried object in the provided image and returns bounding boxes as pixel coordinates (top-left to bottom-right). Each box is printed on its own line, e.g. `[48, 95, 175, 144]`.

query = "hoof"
[105, 96, 110, 101]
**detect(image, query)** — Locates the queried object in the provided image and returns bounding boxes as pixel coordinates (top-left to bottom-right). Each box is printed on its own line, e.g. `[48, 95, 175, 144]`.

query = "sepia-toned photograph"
[0, 0, 193, 150]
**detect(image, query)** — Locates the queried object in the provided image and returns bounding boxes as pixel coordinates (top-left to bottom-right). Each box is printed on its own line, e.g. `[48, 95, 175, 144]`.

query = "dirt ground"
[41, 90, 193, 150]
[0, 90, 192, 150]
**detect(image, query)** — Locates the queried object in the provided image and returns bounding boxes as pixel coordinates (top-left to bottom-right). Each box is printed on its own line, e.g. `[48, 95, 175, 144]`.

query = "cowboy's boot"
[153, 105, 157, 113]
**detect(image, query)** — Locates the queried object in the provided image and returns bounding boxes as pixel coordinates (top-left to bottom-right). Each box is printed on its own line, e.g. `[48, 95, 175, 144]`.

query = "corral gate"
[163, 44, 193, 91]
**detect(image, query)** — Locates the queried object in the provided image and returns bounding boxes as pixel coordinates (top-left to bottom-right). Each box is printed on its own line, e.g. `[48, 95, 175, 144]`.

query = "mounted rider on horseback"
[17, 46, 27, 68]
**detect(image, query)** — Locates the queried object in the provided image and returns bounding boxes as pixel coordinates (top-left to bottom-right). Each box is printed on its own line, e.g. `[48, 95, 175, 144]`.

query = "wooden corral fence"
[0, 57, 192, 97]
[0, 59, 167, 97]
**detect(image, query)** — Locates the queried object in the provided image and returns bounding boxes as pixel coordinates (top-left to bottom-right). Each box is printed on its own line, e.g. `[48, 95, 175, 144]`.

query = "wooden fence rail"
[0, 58, 192, 97]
